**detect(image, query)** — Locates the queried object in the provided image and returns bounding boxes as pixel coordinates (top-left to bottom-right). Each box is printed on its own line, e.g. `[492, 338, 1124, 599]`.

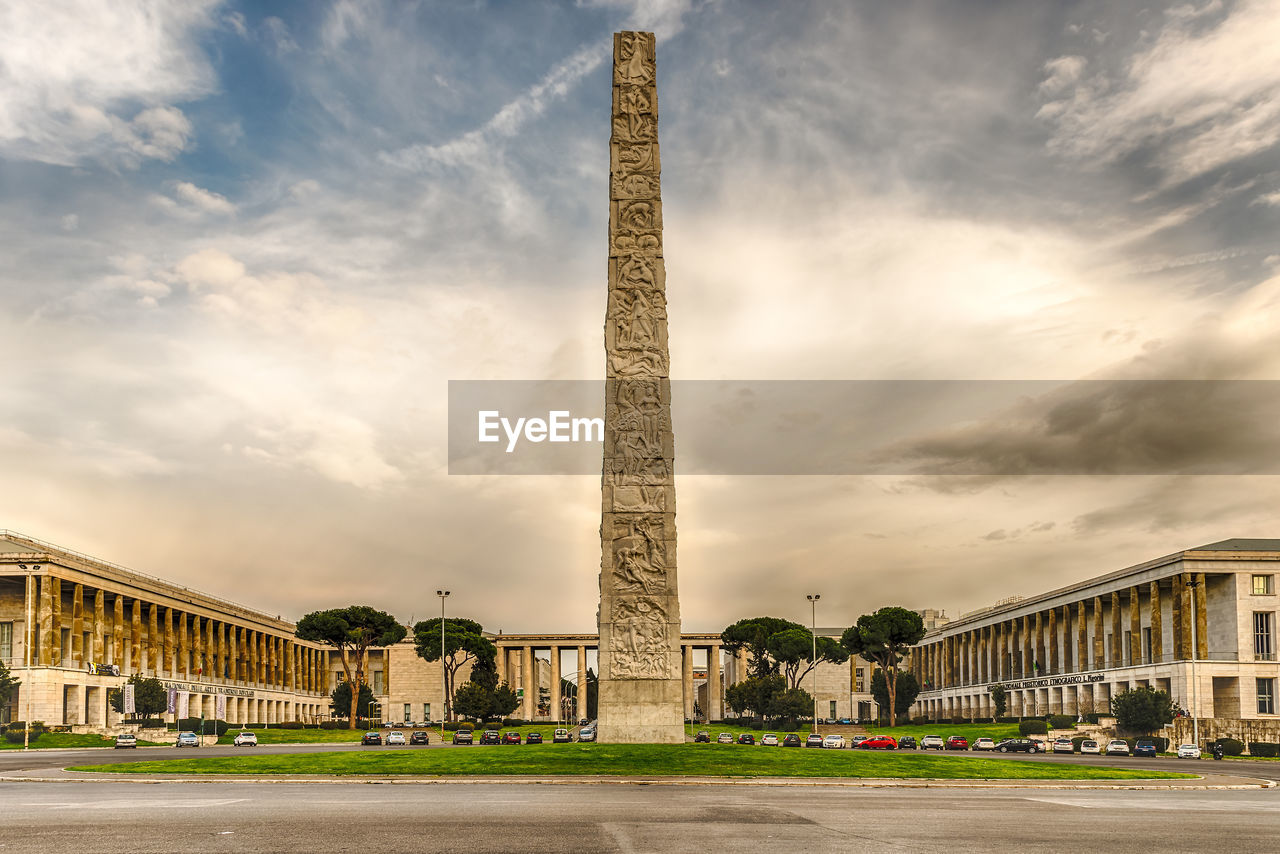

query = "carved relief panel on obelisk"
[596, 31, 685, 744]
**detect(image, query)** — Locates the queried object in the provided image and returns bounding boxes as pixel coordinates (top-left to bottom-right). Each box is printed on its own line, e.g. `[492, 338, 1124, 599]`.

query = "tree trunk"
[886, 663, 898, 727]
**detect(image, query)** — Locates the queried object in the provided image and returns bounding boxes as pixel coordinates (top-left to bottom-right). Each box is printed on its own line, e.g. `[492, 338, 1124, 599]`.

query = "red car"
[944, 736, 969, 751]
[502, 731, 522, 745]
[858, 735, 898, 750]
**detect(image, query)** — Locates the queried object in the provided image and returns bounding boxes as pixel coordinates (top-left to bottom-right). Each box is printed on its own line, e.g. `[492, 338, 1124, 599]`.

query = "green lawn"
[73, 743, 1190, 780]
[1, 733, 165, 750]
[215, 724, 573, 745]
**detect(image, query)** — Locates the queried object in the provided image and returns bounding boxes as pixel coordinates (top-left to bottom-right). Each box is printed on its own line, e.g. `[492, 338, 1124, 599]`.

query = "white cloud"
[0, 0, 220, 165]
[59, 214, 79, 231]
[162, 181, 237, 217]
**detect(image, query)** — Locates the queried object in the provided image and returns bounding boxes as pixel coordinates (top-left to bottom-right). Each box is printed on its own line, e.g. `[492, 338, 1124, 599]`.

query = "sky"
[2, 0, 1280, 634]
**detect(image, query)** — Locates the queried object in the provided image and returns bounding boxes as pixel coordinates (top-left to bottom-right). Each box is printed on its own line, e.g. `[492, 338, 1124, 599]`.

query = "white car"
[233, 731, 258, 747]
[1079, 739, 1101, 754]
[1105, 739, 1130, 756]
[822, 734, 845, 749]
[760, 733, 779, 746]
[386, 731, 406, 745]
[920, 735, 945, 750]
[972, 738, 995, 751]
[1177, 743, 1202, 759]
[1052, 737, 1075, 754]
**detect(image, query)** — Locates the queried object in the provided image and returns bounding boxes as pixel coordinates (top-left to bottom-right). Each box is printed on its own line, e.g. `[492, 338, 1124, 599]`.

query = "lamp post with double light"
[1186, 577, 1201, 747]
[807, 594, 820, 734]
[437, 590, 450, 741]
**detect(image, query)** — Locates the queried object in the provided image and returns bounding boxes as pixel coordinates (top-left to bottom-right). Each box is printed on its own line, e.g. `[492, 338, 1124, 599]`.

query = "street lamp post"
[21, 565, 39, 751]
[807, 594, 820, 734]
[1187, 578, 1201, 747]
[437, 590, 450, 741]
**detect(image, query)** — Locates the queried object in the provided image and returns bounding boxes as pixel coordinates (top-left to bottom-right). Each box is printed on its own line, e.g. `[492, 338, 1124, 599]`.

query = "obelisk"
[596, 31, 684, 744]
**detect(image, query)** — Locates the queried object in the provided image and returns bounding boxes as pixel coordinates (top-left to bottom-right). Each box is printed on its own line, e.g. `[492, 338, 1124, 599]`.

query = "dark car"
[410, 731, 430, 745]
[897, 735, 917, 750]
[1132, 739, 1158, 757]
[995, 738, 1040, 753]
[526, 732, 543, 745]
[805, 733, 824, 748]
[502, 731, 522, 745]
[452, 729, 473, 745]
[479, 730, 501, 745]
[782, 734, 802, 747]
[694, 731, 711, 743]
[945, 736, 969, 751]
[361, 731, 382, 745]
[737, 733, 755, 745]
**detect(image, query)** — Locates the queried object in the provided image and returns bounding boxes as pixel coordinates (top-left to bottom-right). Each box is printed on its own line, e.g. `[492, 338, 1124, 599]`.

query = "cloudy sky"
[3, 0, 1280, 634]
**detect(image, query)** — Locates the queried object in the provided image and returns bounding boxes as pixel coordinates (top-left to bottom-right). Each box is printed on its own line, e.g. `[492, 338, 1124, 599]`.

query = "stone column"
[1110, 591, 1123, 667]
[1059, 605, 1072, 673]
[550, 646, 562, 721]
[92, 589, 105, 663]
[37, 575, 54, 666]
[147, 603, 159, 674]
[1150, 581, 1163, 663]
[681, 644, 694, 720]
[1033, 611, 1045, 675]
[228, 625, 238, 683]
[576, 645, 588, 721]
[50, 576, 63, 665]
[1173, 574, 1188, 659]
[178, 613, 189, 677]
[1194, 572, 1208, 659]
[1076, 601, 1088, 670]
[129, 599, 141, 674]
[70, 583, 84, 667]
[1092, 596, 1104, 668]
[162, 608, 173, 676]
[522, 646, 534, 720]
[709, 644, 722, 721]
[1022, 615, 1033, 677]
[496, 645, 507, 685]
[1129, 587, 1142, 665]
[1047, 609, 1058, 674]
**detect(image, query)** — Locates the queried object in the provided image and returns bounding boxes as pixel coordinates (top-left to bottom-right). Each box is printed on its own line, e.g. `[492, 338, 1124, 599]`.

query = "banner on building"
[177, 691, 189, 719]
[215, 693, 226, 720]
[122, 683, 136, 714]
[167, 688, 177, 715]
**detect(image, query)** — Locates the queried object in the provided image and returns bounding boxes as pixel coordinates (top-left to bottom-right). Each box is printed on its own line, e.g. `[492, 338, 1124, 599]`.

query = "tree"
[766, 628, 850, 689]
[491, 683, 520, 719]
[989, 684, 1007, 719]
[330, 680, 376, 721]
[1111, 686, 1174, 734]
[296, 606, 407, 728]
[108, 675, 167, 720]
[450, 656, 520, 722]
[0, 660, 18, 709]
[412, 617, 495, 722]
[723, 674, 796, 721]
[772, 686, 814, 723]
[840, 607, 926, 727]
[451, 682, 493, 722]
[720, 617, 804, 678]
[870, 669, 920, 723]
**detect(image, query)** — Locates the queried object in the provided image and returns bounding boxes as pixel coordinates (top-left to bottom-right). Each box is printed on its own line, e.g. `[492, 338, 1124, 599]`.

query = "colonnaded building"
[3, 531, 1279, 733]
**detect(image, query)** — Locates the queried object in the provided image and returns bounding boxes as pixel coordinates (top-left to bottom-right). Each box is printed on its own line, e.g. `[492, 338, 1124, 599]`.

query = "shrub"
[6, 721, 46, 737]
[1048, 715, 1075, 730]
[995, 717, 1020, 725]
[278, 721, 304, 729]
[1071, 736, 1087, 751]
[136, 718, 166, 728]
[1019, 720, 1048, 736]
[1248, 742, 1280, 757]
[177, 718, 229, 737]
[319, 720, 347, 730]
[1215, 737, 1245, 756]
[970, 717, 993, 724]
[910, 716, 930, 726]
[502, 718, 525, 727]
[1083, 713, 1100, 724]
[443, 722, 461, 731]
[3, 729, 38, 743]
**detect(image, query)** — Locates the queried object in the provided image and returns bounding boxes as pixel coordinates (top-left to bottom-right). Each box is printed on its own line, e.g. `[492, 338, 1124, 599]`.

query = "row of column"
[679, 643, 723, 722]
[912, 573, 1209, 692]
[30, 574, 328, 694]
[497, 644, 590, 722]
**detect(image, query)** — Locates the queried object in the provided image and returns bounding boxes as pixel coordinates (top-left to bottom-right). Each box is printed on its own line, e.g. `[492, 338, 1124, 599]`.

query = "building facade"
[909, 539, 1280, 723]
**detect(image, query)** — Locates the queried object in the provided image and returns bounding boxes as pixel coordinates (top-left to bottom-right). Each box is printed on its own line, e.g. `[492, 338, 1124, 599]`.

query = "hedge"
[443, 722, 462, 731]
[1248, 742, 1280, 757]
[277, 721, 304, 729]
[1048, 715, 1076, 730]
[319, 721, 349, 730]
[3, 730, 38, 743]
[136, 718, 166, 728]
[995, 717, 1020, 725]
[502, 718, 527, 727]
[5, 721, 46, 736]
[177, 718, 230, 737]
[1071, 736, 1088, 751]
[1018, 720, 1048, 735]
[1215, 737, 1245, 756]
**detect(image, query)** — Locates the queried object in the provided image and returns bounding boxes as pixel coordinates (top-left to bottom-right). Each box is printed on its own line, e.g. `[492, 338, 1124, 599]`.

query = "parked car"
[783, 734, 802, 747]
[717, 732, 734, 744]
[360, 731, 382, 746]
[737, 733, 755, 745]
[849, 735, 870, 748]
[386, 731, 406, 745]
[554, 728, 573, 743]
[896, 735, 917, 750]
[1052, 737, 1075, 754]
[760, 733, 779, 746]
[1080, 739, 1101, 754]
[994, 738, 1040, 753]
[1132, 739, 1158, 757]
[971, 737, 995, 752]
[1105, 739, 1131, 756]
[526, 732, 543, 745]
[452, 729, 474, 745]
[859, 735, 898, 750]
[176, 731, 199, 747]
[579, 719, 590, 727]
[1177, 743, 1202, 759]
[114, 733, 137, 749]
[805, 733, 824, 748]
[838, 718, 852, 725]
[920, 735, 946, 750]
[577, 727, 596, 742]
[502, 731, 522, 745]
[480, 730, 501, 745]
[694, 731, 711, 743]
[410, 731, 430, 745]
[233, 731, 258, 747]
[945, 736, 969, 751]
[822, 734, 845, 749]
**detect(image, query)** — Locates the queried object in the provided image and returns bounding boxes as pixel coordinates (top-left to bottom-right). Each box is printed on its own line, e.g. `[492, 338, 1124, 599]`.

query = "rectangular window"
[829, 700, 837, 719]
[372, 671, 384, 694]
[1254, 575, 1275, 595]
[60, 628, 71, 666]
[0, 622, 12, 663]
[1255, 612, 1275, 661]
[853, 667, 864, 692]
[1142, 627, 1152, 663]
[1258, 678, 1276, 715]
[423, 703, 430, 722]
[403, 703, 411, 722]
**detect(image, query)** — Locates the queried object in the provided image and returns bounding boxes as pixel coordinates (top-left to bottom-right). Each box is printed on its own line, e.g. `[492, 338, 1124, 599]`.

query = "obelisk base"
[596, 678, 685, 743]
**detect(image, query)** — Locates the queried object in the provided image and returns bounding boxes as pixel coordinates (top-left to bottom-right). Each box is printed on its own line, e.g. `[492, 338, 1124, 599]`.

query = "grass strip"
[1, 733, 165, 750]
[72, 743, 1191, 780]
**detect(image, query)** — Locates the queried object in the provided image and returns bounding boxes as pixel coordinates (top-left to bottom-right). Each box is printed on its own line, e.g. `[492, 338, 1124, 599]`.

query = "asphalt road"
[3, 780, 1280, 853]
